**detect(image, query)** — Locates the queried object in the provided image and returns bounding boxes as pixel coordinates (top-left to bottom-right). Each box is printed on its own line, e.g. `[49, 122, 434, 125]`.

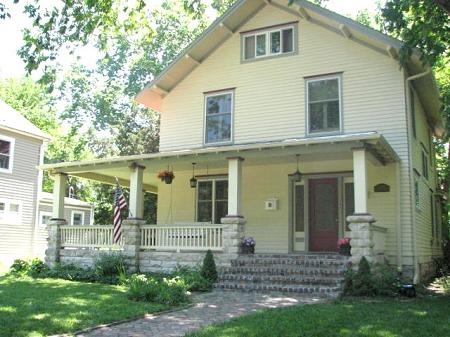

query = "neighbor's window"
[71, 211, 84, 226]
[421, 149, 429, 180]
[197, 179, 228, 224]
[243, 24, 295, 61]
[307, 75, 341, 134]
[0, 199, 21, 223]
[204, 91, 233, 144]
[39, 212, 52, 227]
[414, 180, 420, 210]
[0, 202, 5, 218]
[0, 136, 14, 172]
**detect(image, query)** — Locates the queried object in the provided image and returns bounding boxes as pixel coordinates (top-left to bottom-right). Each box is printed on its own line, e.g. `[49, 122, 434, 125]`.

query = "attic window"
[242, 23, 296, 61]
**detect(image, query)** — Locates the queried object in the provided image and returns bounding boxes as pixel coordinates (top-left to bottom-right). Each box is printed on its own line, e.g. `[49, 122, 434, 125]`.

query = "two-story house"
[41, 0, 445, 287]
[0, 99, 93, 266]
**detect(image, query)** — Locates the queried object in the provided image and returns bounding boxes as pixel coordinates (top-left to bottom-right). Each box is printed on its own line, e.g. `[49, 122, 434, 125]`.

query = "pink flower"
[337, 237, 351, 247]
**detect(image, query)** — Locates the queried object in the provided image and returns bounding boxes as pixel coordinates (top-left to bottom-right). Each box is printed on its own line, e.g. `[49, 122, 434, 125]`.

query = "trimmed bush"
[28, 258, 49, 278]
[371, 263, 400, 296]
[200, 250, 217, 282]
[9, 259, 30, 276]
[351, 257, 375, 296]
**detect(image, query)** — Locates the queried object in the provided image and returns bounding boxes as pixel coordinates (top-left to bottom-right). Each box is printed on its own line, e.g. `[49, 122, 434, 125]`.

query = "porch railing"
[60, 225, 123, 248]
[140, 225, 223, 251]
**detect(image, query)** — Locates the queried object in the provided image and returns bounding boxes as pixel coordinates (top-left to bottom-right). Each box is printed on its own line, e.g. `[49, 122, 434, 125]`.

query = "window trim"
[306, 74, 343, 136]
[39, 211, 52, 228]
[71, 210, 85, 226]
[0, 134, 15, 174]
[203, 90, 234, 146]
[196, 177, 228, 224]
[421, 147, 429, 180]
[241, 23, 297, 62]
[0, 198, 22, 224]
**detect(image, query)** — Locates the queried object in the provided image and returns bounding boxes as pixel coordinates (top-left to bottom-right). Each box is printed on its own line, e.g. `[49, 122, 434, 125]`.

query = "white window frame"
[39, 211, 52, 228]
[242, 24, 295, 61]
[0, 134, 15, 174]
[0, 198, 22, 224]
[204, 90, 234, 146]
[306, 74, 343, 136]
[196, 177, 228, 224]
[71, 210, 85, 226]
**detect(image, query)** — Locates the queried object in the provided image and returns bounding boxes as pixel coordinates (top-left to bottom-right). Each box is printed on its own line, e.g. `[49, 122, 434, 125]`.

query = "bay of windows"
[243, 25, 294, 61]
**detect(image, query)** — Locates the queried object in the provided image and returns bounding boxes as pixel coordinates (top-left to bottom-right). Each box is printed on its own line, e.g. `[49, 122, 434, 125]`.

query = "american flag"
[113, 182, 127, 243]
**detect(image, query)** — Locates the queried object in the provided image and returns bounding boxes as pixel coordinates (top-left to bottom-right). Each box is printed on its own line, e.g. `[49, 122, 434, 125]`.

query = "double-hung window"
[0, 199, 22, 223]
[243, 24, 295, 61]
[0, 135, 14, 173]
[421, 148, 429, 180]
[204, 91, 233, 144]
[306, 75, 342, 135]
[197, 179, 228, 224]
[39, 211, 52, 227]
[71, 211, 84, 226]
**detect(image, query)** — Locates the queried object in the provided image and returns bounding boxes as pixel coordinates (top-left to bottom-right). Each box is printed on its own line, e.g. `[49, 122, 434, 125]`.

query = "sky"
[0, 0, 384, 80]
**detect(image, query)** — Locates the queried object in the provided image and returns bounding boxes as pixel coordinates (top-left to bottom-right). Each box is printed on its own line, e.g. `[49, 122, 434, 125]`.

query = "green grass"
[0, 276, 169, 337]
[187, 296, 450, 337]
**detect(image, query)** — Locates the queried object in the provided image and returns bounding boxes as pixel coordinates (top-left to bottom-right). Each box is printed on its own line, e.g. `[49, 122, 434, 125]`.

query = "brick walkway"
[76, 291, 325, 337]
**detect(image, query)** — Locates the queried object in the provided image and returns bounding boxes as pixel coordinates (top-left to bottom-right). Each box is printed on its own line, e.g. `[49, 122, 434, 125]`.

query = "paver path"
[76, 291, 325, 337]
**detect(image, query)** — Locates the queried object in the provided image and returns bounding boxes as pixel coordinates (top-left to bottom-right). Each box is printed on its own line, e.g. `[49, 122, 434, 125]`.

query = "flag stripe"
[113, 183, 127, 244]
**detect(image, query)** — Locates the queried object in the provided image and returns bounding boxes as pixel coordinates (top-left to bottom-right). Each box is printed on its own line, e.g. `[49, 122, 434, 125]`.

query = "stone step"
[218, 273, 344, 286]
[237, 253, 347, 261]
[220, 266, 346, 276]
[214, 281, 342, 297]
[231, 259, 347, 268]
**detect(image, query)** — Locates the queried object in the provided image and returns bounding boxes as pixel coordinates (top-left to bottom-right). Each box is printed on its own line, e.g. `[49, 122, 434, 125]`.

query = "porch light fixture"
[291, 154, 302, 182]
[190, 163, 197, 188]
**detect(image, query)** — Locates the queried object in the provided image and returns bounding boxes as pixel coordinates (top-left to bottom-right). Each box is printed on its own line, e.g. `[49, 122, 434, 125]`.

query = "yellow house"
[41, 0, 445, 288]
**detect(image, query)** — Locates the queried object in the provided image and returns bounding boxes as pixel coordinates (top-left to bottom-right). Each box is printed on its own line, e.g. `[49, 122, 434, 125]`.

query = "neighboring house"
[41, 0, 445, 284]
[0, 100, 93, 265]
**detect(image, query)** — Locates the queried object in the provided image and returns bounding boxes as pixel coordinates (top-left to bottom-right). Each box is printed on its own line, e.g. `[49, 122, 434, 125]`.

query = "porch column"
[129, 163, 145, 219]
[226, 157, 244, 217]
[353, 148, 368, 214]
[52, 173, 67, 219]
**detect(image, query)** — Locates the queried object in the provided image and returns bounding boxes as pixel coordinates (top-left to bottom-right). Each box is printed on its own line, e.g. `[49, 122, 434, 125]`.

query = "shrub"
[44, 264, 98, 282]
[172, 266, 212, 292]
[127, 274, 159, 301]
[439, 276, 450, 294]
[94, 252, 127, 277]
[156, 277, 188, 305]
[28, 258, 49, 278]
[9, 259, 30, 276]
[371, 263, 400, 296]
[200, 250, 217, 282]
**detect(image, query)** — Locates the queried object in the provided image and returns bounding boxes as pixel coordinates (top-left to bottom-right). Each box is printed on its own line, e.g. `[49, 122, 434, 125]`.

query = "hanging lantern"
[190, 162, 197, 188]
[291, 154, 302, 182]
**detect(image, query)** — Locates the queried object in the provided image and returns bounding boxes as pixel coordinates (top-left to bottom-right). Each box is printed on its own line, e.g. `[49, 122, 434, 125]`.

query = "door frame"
[289, 172, 353, 253]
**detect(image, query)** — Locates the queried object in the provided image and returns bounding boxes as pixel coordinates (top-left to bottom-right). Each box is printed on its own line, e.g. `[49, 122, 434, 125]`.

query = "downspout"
[405, 68, 431, 284]
[395, 162, 402, 273]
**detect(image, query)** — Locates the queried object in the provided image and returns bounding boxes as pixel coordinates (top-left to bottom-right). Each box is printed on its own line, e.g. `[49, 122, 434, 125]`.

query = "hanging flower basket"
[337, 237, 351, 256]
[240, 237, 256, 254]
[158, 170, 175, 184]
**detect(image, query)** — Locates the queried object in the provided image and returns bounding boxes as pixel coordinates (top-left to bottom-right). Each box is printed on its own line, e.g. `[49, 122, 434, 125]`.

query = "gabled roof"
[0, 99, 51, 141]
[136, 0, 444, 137]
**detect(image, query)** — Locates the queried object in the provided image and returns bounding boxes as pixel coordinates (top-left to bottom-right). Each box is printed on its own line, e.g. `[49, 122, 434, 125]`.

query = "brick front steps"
[215, 253, 349, 297]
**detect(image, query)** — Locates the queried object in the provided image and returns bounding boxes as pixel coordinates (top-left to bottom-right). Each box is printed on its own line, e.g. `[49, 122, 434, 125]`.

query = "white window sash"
[0, 134, 15, 173]
[196, 178, 228, 224]
[71, 211, 85, 226]
[204, 91, 234, 145]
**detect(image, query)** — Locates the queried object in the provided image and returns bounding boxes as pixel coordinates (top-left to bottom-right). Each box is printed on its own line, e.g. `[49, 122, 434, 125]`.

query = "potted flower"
[240, 237, 256, 254]
[337, 237, 351, 256]
[158, 170, 175, 184]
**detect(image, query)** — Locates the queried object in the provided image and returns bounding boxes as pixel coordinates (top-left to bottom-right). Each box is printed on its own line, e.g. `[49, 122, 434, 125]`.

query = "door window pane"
[270, 31, 281, 54]
[0, 140, 11, 170]
[314, 183, 335, 230]
[256, 34, 266, 56]
[282, 28, 293, 53]
[308, 77, 340, 133]
[244, 35, 255, 59]
[295, 185, 304, 232]
[205, 93, 232, 144]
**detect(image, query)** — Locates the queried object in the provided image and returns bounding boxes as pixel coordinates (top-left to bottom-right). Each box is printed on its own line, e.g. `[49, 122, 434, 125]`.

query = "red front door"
[308, 178, 339, 252]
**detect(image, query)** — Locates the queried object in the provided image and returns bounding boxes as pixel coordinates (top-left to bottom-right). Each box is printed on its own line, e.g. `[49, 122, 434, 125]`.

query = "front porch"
[42, 132, 399, 270]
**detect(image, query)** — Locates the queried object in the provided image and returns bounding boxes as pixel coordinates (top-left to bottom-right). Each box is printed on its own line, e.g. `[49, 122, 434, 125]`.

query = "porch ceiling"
[38, 132, 399, 193]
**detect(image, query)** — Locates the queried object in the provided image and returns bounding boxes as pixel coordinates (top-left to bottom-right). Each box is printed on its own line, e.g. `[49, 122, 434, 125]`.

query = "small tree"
[352, 257, 375, 296]
[200, 250, 218, 282]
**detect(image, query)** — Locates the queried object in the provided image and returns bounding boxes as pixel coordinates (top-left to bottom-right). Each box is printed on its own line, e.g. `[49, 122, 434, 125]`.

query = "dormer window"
[242, 23, 296, 61]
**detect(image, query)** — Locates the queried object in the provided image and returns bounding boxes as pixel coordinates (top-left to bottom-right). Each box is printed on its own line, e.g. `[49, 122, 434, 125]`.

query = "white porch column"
[129, 163, 145, 219]
[353, 148, 368, 214]
[226, 156, 244, 217]
[52, 173, 67, 219]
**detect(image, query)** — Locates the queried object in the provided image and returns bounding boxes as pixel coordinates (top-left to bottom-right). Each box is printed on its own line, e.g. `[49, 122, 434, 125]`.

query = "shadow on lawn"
[0, 276, 165, 337]
[189, 296, 450, 337]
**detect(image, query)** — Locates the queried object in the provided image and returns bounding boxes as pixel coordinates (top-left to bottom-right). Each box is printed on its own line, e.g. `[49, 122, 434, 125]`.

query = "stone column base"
[347, 213, 375, 266]
[122, 218, 146, 273]
[45, 218, 66, 268]
[221, 216, 246, 264]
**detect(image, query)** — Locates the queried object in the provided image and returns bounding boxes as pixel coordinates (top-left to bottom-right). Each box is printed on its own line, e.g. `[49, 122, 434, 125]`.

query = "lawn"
[187, 296, 450, 337]
[0, 276, 169, 337]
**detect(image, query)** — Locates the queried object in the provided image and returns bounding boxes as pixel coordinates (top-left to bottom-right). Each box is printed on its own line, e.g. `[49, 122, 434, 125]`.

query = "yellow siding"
[158, 5, 411, 261]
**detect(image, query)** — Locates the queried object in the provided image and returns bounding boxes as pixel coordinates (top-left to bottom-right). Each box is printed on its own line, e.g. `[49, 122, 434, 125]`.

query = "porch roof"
[38, 132, 399, 193]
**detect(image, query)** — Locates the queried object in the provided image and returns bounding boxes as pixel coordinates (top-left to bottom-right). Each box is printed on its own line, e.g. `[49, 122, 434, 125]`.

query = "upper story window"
[204, 91, 233, 145]
[0, 135, 14, 173]
[306, 75, 342, 135]
[421, 148, 429, 180]
[242, 23, 295, 61]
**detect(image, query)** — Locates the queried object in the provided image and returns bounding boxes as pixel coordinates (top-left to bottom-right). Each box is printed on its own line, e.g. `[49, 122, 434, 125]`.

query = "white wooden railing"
[140, 225, 223, 251]
[60, 225, 123, 248]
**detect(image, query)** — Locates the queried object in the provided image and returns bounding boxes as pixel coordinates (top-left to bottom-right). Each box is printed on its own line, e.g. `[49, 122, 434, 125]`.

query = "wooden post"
[226, 157, 244, 217]
[129, 163, 145, 219]
[52, 173, 67, 219]
[353, 148, 368, 214]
